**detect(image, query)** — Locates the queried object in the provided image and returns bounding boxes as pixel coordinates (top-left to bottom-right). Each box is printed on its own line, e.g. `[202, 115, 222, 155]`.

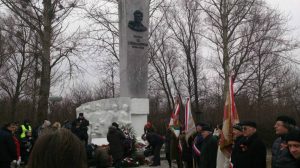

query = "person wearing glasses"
[233, 121, 266, 168]
[272, 116, 298, 168]
[231, 123, 244, 167]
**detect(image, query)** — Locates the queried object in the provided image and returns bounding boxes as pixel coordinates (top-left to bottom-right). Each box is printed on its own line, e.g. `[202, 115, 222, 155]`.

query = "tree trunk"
[37, 0, 52, 122]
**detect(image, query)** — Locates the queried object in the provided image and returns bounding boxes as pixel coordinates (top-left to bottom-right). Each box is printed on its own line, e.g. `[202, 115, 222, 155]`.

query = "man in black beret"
[287, 130, 300, 166]
[231, 123, 244, 167]
[272, 115, 298, 168]
[233, 121, 266, 168]
[197, 123, 218, 168]
[287, 130, 300, 159]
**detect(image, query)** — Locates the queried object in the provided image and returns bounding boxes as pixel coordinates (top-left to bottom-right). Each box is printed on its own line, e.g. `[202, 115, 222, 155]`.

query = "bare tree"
[162, 0, 203, 115]
[0, 15, 36, 120]
[149, 25, 178, 112]
[0, 0, 81, 121]
[199, 0, 260, 99]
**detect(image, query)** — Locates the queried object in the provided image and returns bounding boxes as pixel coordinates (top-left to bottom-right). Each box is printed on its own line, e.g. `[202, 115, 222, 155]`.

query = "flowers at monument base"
[122, 157, 140, 167]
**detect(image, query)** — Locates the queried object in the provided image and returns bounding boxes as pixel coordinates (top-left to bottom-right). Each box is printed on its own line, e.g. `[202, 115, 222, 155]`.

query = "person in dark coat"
[72, 113, 89, 145]
[272, 116, 298, 168]
[197, 124, 218, 168]
[107, 125, 125, 168]
[164, 128, 172, 167]
[0, 122, 18, 168]
[234, 121, 266, 168]
[193, 123, 205, 168]
[179, 131, 194, 168]
[231, 123, 244, 167]
[145, 131, 164, 166]
[20, 130, 34, 164]
[286, 130, 300, 166]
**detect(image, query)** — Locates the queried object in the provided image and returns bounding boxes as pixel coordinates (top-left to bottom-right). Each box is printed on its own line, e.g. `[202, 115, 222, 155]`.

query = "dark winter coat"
[234, 133, 266, 168]
[72, 118, 89, 140]
[20, 136, 34, 164]
[0, 128, 17, 165]
[107, 126, 125, 161]
[198, 134, 218, 168]
[272, 137, 298, 168]
[231, 135, 244, 166]
[145, 132, 164, 165]
[146, 132, 164, 148]
[180, 133, 194, 167]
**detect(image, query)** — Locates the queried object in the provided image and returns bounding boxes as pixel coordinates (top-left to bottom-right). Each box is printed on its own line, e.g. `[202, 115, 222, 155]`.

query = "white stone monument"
[119, 0, 150, 98]
[76, 0, 150, 143]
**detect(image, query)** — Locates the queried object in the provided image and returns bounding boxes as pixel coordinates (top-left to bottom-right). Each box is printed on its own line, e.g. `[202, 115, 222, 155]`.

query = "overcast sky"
[266, 0, 300, 34]
[53, 0, 300, 96]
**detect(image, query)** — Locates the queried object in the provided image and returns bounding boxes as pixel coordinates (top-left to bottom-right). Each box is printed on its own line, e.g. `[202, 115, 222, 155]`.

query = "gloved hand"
[17, 156, 21, 165]
[10, 160, 17, 167]
[213, 128, 220, 137]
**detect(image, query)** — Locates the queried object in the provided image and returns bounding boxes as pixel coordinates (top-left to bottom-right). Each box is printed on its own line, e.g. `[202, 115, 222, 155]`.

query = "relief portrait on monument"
[128, 10, 147, 32]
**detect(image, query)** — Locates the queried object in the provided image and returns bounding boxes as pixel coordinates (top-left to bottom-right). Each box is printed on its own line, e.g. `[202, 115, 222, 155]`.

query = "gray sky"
[53, 0, 300, 96]
[266, 0, 300, 35]
[265, 0, 300, 61]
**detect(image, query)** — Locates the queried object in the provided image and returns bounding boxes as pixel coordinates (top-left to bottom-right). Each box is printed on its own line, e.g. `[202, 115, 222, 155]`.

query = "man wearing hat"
[272, 116, 298, 168]
[231, 123, 244, 167]
[286, 130, 300, 162]
[233, 121, 266, 168]
[72, 113, 89, 145]
[197, 123, 218, 168]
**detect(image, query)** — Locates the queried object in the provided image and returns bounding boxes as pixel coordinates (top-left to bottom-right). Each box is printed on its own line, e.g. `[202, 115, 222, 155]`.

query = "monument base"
[76, 97, 149, 141]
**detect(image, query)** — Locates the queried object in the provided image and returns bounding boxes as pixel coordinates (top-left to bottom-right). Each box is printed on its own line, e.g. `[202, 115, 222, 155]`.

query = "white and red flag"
[169, 100, 180, 137]
[216, 75, 239, 168]
[184, 97, 196, 142]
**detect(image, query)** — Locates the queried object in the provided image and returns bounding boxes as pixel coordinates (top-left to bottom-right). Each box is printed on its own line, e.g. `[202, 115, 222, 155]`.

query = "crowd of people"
[1, 114, 300, 168]
[140, 115, 300, 168]
[0, 113, 90, 168]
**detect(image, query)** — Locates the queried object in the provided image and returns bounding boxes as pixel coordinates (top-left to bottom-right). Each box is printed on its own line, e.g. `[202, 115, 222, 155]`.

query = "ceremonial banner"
[185, 97, 196, 142]
[216, 76, 239, 168]
[169, 102, 180, 137]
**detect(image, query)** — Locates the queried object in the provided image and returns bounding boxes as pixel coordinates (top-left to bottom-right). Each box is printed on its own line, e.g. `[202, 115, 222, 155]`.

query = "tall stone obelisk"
[119, 0, 150, 98]
[119, 0, 150, 136]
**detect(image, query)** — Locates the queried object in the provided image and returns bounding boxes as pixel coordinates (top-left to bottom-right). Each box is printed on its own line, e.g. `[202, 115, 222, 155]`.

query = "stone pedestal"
[76, 97, 148, 139]
[130, 98, 149, 136]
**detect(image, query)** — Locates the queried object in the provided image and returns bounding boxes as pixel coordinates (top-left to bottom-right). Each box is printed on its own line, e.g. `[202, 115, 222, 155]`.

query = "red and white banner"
[169, 103, 180, 127]
[185, 97, 196, 142]
[169, 100, 180, 138]
[216, 75, 239, 168]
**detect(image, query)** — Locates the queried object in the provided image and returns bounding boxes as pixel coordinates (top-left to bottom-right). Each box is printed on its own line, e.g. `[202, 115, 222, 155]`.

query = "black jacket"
[231, 135, 244, 166]
[234, 133, 266, 168]
[272, 136, 298, 168]
[146, 132, 164, 148]
[0, 128, 17, 164]
[198, 134, 218, 168]
[107, 126, 125, 160]
[72, 118, 89, 140]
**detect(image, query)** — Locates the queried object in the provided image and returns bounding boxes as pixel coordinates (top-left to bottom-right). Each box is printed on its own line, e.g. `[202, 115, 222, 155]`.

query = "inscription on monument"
[128, 35, 148, 49]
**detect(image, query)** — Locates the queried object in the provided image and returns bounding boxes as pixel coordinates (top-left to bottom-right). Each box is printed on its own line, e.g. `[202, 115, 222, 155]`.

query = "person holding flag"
[168, 97, 183, 168]
[231, 123, 244, 167]
[216, 75, 240, 168]
[180, 97, 197, 168]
